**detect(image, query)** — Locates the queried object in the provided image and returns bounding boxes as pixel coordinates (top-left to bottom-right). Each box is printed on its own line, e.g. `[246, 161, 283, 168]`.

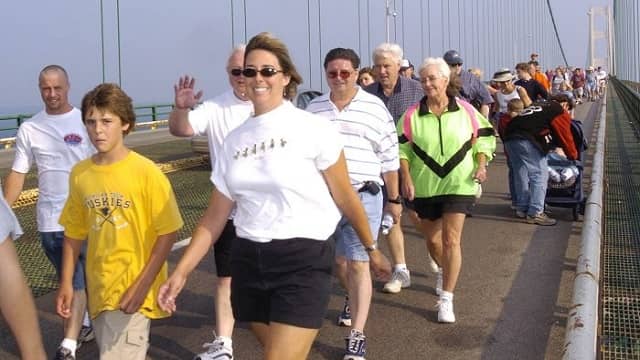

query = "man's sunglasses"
[327, 70, 353, 80]
[241, 68, 284, 78]
[230, 68, 243, 77]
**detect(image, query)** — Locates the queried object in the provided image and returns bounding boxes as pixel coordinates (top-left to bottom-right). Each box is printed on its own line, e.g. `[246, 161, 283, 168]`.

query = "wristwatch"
[364, 244, 378, 252]
[388, 196, 403, 204]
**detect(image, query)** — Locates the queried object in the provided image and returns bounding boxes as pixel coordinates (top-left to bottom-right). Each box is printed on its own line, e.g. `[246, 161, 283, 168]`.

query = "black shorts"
[411, 195, 475, 220]
[230, 236, 334, 329]
[214, 220, 236, 277]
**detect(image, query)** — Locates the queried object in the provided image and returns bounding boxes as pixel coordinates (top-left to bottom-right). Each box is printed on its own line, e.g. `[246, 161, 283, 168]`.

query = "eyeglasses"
[327, 70, 353, 80]
[241, 68, 283, 78]
[230, 68, 243, 77]
[450, 63, 463, 67]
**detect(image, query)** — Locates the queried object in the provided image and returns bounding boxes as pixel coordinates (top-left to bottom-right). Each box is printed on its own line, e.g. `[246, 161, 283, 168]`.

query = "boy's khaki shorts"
[94, 310, 150, 360]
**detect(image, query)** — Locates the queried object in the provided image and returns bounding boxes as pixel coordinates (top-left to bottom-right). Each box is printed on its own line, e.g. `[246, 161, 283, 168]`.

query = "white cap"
[400, 59, 410, 69]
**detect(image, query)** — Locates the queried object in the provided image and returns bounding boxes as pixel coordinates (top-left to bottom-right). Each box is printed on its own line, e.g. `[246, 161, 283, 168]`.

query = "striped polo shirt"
[306, 87, 399, 188]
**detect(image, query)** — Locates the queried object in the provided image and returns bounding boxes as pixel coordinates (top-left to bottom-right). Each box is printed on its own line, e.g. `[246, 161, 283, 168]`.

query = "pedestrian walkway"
[599, 83, 640, 358]
[0, 103, 599, 359]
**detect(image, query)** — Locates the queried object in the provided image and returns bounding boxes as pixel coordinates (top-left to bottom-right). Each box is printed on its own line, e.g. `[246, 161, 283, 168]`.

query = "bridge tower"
[588, 6, 613, 70]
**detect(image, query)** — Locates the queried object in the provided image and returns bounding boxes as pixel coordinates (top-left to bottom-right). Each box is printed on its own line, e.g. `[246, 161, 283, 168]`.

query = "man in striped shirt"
[307, 48, 399, 360]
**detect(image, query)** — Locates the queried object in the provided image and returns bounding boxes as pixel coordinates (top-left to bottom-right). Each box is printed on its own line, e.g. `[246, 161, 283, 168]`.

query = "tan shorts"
[94, 310, 150, 360]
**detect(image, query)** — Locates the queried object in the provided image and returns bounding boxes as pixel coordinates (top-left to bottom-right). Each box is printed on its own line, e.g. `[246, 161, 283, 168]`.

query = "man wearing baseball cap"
[443, 50, 493, 118]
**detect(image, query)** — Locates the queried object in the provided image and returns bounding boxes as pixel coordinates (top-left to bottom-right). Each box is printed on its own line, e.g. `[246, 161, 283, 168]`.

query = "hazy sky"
[0, 0, 611, 115]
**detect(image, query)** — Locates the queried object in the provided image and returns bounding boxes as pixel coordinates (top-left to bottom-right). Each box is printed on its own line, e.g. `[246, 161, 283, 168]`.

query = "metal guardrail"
[562, 95, 606, 359]
[0, 103, 174, 149]
[613, 78, 640, 132]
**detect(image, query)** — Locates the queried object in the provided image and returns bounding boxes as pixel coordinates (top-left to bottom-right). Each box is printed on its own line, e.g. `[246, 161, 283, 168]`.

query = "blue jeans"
[40, 231, 87, 290]
[334, 191, 382, 262]
[504, 139, 548, 216]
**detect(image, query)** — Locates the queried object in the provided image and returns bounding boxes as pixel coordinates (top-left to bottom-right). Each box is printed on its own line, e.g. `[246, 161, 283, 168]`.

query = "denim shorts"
[40, 231, 87, 290]
[334, 191, 383, 261]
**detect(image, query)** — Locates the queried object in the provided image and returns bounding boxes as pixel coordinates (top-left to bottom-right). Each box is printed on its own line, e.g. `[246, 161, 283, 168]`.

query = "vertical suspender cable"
[366, 0, 370, 62]
[318, 0, 323, 92]
[457, 0, 461, 52]
[420, 0, 424, 60]
[243, 0, 247, 42]
[307, 0, 313, 90]
[426, 0, 431, 57]
[401, 0, 405, 51]
[100, 0, 105, 83]
[357, 0, 362, 60]
[116, 0, 122, 86]
[230, 0, 235, 46]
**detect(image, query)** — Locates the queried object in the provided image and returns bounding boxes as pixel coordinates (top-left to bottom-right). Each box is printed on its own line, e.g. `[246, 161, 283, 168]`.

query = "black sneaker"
[53, 346, 75, 360]
[343, 329, 366, 360]
[78, 325, 95, 344]
[337, 296, 352, 327]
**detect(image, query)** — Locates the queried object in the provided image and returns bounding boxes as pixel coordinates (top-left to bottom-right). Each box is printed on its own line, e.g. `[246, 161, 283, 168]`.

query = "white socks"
[394, 264, 408, 272]
[60, 338, 77, 355]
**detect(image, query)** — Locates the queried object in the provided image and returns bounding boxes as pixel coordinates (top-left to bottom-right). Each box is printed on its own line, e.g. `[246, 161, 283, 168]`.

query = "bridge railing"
[0, 103, 175, 149]
[613, 78, 640, 128]
[562, 96, 606, 360]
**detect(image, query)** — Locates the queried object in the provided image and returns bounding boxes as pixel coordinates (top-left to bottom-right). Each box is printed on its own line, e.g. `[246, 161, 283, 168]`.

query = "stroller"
[545, 119, 589, 220]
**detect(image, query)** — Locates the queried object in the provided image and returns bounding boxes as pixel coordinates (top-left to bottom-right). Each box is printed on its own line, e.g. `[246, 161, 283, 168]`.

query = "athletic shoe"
[515, 210, 526, 219]
[436, 296, 456, 323]
[53, 346, 75, 360]
[526, 212, 556, 226]
[435, 268, 443, 296]
[343, 329, 367, 360]
[427, 252, 439, 273]
[337, 296, 352, 327]
[78, 325, 95, 344]
[194, 333, 233, 360]
[382, 269, 411, 293]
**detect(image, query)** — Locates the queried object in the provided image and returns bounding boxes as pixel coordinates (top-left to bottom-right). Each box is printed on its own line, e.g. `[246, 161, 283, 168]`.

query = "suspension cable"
[545, 0, 569, 66]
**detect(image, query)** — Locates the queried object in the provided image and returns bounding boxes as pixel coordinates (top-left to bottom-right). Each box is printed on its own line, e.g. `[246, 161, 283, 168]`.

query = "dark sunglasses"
[451, 63, 463, 67]
[242, 68, 283, 78]
[230, 68, 243, 77]
[327, 70, 353, 80]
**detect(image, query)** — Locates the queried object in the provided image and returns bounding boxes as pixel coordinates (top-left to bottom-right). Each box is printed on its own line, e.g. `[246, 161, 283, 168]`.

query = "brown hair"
[515, 62, 530, 71]
[507, 98, 524, 113]
[245, 32, 303, 99]
[81, 83, 135, 135]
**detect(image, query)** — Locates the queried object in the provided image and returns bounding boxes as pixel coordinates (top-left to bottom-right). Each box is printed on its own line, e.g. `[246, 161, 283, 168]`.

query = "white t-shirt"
[0, 180, 22, 242]
[12, 108, 95, 232]
[212, 101, 343, 243]
[306, 87, 399, 188]
[188, 90, 253, 169]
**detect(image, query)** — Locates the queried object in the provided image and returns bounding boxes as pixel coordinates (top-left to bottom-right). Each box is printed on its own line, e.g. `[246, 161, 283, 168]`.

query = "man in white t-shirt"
[2, 65, 95, 359]
[307, 48, 400, 360]
[168, 45, 252, 360]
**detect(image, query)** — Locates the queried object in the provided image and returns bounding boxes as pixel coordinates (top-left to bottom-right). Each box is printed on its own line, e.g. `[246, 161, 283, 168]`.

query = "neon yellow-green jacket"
[397, 96, 496, 199]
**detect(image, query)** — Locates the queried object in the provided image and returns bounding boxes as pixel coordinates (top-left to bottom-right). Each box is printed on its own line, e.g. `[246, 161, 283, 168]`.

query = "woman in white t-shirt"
[0, 188, 46, 359]
[158, 32, 391, 359]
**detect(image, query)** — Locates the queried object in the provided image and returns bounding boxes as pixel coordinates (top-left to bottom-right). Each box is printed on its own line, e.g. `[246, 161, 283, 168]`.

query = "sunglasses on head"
[230, 68, 243, 77]
[327, 70, 353, 80]
[241, 68, 283, 78]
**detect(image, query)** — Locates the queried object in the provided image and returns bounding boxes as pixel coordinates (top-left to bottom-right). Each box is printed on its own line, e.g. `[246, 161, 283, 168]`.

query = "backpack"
[402, 97, 480, 144]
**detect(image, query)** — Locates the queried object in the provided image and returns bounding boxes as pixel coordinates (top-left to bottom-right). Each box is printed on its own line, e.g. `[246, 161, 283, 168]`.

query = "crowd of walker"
[0, 31, 606, 360]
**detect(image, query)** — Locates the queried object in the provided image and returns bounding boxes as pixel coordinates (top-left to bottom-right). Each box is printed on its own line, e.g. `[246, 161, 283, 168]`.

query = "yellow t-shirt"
[60, 151, 183, 319]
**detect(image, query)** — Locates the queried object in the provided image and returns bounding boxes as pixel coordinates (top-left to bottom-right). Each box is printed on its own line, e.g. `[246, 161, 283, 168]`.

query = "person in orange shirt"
[528, 60, 550, 91]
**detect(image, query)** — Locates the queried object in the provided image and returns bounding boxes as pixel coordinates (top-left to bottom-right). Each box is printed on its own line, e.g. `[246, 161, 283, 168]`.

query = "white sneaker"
[435, 268, 443, 295]
[437, 296, 456, 323]
[427, 252, 439, 273]
[194, 333, 233, 360]
[382, 269, 411, 293]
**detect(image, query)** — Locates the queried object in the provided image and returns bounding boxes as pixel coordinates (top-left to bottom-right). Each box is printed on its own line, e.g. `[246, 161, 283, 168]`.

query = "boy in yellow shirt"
[56, 83, 183, 359]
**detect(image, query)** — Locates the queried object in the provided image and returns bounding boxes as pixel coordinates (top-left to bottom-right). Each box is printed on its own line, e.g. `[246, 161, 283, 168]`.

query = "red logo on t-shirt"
[64, 133, 83, 146]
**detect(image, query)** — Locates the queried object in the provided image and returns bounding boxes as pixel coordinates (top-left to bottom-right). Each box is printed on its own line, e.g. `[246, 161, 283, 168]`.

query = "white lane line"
[172, 237, 192, 251]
